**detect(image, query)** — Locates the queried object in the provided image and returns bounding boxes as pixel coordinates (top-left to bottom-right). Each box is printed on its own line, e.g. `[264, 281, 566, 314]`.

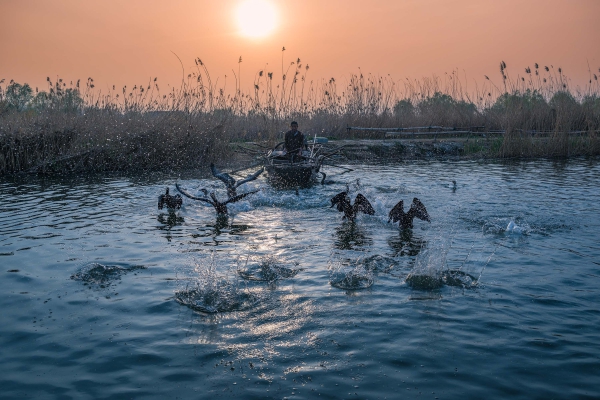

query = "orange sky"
[1, 0, 599, 96]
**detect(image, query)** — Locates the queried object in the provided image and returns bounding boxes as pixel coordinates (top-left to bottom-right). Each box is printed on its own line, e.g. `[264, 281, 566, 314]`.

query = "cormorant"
[158, 187, 183, 210]
[176, 182, 257, 215]
[388, 198, 431, 229]
[211, 163, 264, 198]
[330, 190, 375, 221]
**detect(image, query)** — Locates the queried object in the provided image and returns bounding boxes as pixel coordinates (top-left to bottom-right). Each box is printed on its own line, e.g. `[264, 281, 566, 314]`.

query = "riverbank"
[229, 137, 472, 168]
[4, 135, 599, 177]
[231, 132, 599, 169]
[335, 137, 472, 161]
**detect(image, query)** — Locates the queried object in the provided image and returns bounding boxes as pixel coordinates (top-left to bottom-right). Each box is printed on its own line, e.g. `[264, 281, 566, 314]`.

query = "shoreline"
[2, 135, 598, 178]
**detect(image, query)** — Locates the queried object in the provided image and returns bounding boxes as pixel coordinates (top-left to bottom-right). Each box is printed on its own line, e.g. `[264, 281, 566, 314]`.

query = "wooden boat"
[264, 142, 324, 188]
[235, 137, 348, 188]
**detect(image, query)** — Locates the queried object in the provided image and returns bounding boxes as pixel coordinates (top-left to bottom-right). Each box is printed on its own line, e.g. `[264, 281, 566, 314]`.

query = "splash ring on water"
[237, 262, 301, 282]
[174, 284, 259, 313]
[70, 262, 146, 288]
[405, 269, 478, 290]
[330, 271, 374, 290]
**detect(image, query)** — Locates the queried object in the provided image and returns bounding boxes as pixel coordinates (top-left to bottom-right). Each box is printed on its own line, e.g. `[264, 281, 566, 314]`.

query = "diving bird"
[330, 190, 375, 221]
[211, 163, 264, 198]
[158, 187, 183, 210]
[388, 198, 431, 229]
[176, 182, 257, 215]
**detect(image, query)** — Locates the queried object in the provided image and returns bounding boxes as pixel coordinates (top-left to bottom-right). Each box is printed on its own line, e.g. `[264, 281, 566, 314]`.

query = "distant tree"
[549, 91, 584, 130]
[32, 88, 84, 113]
[57, 88, 84, 112]
[32, 91, 52, 110]
[582, 95, 600, 126]
[485, 90, 551, 131]
[548, 91, 578, 112]
[490, 90, 547, 113]
[393, 99, 414, 118]
[5, 81, 33, 111]
[417, 92, 477, 126]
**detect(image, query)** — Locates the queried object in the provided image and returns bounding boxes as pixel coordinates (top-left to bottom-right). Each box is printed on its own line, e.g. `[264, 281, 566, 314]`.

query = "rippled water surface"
[2, 158, 600, 399]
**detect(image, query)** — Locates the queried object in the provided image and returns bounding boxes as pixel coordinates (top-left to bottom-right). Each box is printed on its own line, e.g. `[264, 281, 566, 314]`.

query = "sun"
[236, 0, 278, 38]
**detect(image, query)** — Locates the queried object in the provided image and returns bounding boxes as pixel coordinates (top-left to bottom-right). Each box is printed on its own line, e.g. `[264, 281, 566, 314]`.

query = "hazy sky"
[1, 0, 599, 94]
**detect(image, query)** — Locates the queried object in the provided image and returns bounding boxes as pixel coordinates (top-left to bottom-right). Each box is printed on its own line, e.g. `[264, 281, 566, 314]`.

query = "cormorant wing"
[331, 191, 350, 213]
[388, 200, 405, 223]
[158, 195, 165, 210]
[354, 193, 375, 215]
[171, 194, 183, 209]
[234, 167, 265, 188]
[410, 198, 431, 222]
[224, 189, 260, 205]
[210, 163, 236, 188]
[175, 182, 212, 204]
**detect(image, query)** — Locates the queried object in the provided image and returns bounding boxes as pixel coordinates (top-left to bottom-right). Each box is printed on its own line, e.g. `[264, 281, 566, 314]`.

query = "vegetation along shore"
[1, 60, 599, 176]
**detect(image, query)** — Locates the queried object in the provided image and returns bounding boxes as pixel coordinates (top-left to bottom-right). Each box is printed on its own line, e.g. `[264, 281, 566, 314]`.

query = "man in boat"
[284, 121, 308, 163]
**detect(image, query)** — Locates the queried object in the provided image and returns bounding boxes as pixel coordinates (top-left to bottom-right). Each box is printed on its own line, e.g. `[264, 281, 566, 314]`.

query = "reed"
[1, 60, 599, 175]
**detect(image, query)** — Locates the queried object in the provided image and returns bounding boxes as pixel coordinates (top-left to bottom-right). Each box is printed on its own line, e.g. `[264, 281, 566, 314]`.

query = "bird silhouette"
[388, 198, 431, 229]
[176, 182, 257, 215]
[330, 190, 375, 221]
[211, 163, 264, 198]
[158, 187, 182, 210]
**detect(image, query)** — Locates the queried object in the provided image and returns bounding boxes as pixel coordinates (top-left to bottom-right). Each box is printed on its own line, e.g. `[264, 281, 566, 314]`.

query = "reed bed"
[1, 58, 599, 175]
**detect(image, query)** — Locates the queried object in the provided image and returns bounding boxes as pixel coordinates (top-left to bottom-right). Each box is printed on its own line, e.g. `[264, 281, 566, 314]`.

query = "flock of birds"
[158, 164, 431, 229]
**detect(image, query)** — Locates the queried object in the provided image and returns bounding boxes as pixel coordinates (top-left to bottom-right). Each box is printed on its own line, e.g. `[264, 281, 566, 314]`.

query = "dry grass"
[0, 107, 229, 175]
[1, 59, 599, 175]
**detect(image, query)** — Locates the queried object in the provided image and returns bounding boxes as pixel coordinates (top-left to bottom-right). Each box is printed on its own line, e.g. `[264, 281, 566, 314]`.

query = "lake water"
[1, 158, 600, 399]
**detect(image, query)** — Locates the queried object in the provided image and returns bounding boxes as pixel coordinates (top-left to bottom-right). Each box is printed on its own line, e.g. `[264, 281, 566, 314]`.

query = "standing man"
[284, 121, 307, 163]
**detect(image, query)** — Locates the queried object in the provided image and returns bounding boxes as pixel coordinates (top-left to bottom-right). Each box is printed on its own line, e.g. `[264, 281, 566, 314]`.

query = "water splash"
[328, 254, 374, 290]
[174, 280, 258, 313]
[481, 217, 531, 235]
[505, 219, 527, 234]
[360, 254, 397, 273]
[404, 228, 489, 291]
[237, 255, 301, 282]
[174, 253, 260, 313]
[405, 269, 479, 290]
[70, 262, 145, 288]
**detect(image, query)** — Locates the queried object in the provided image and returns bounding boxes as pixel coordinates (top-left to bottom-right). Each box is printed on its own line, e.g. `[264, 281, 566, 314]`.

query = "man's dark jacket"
[284, 130, 306, 153]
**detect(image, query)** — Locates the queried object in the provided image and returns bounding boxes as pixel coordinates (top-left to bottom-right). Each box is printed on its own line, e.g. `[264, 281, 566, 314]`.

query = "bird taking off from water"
[388, 198, 431, 229]
[158, 187, 182, 210]
[176, 182, 257, 215]
[330, 191, 375, 221]
[211, 163, 264, 198]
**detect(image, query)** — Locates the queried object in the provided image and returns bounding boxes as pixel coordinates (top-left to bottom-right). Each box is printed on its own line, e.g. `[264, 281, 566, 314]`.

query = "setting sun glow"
[236, 0, 277, 38]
